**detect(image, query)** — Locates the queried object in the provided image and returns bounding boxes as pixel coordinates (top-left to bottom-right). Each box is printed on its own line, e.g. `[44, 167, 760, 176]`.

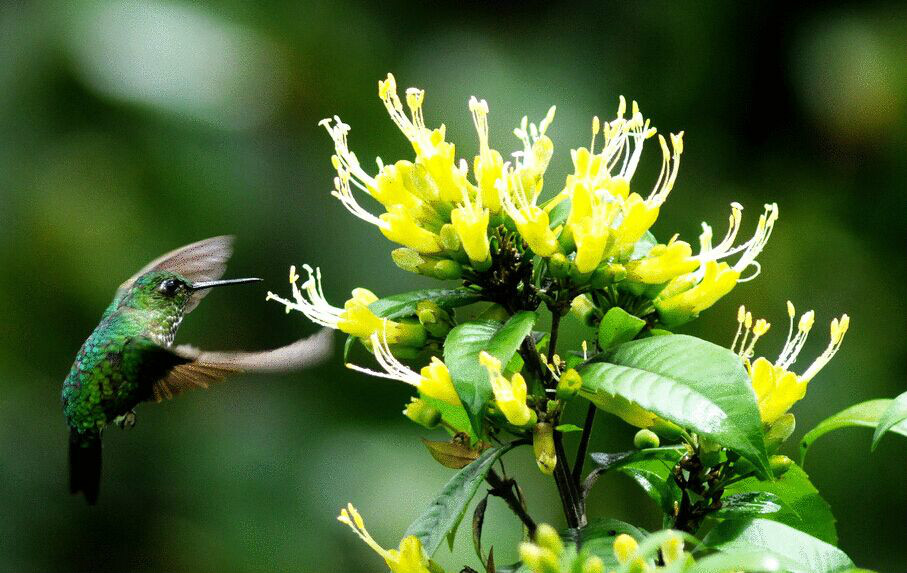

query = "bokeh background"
[1, 1, 904, 571]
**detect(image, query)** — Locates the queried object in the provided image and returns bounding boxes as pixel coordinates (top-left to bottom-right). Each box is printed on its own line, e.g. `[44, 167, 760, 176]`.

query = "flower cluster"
[314, 73, 777, 327]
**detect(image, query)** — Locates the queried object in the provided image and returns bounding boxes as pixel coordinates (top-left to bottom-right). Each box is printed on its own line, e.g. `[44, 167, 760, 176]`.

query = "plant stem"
[486, 469, 537, 536]
[553, 431, 584, 528]
[572, 403, 597, 487]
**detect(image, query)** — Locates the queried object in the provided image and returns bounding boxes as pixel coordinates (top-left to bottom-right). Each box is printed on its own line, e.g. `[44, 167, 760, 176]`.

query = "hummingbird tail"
[69, 429, 102, 505]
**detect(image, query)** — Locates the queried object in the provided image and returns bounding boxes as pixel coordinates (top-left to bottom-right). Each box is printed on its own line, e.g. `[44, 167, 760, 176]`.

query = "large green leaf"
[443, 312, 537, 436]
[404, 445, 512, 557]
[369, 287, 482, 319]
[723, 463, 837, 545]
[687, 550, 787, 573]
[872, 391, 907, 451]
[579, 335, 770, 477]
[703, 519, 854, 573]
[800, 399, 907, 465]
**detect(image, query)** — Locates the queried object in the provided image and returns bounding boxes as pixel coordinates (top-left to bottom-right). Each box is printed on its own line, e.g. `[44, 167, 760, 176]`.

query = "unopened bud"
[634, 428, 660, 449]
[613, 533, 639, 564]
[403, 398, 441, 429]
[582, 555, 604, 573]
[518, 543, 559, 573]
[416, 301, 453, 337]
[770, 454, 793, 477]
[534, 523, 563, 556]
[533, 423, 557, 475]
[660, 533, 684, 564]
[591, 263, 627, 289]
[391, 248, 461, 280]
[439, 223, 461, 252]
[556, 369, 583, 400]
[548, 252, 571, 279]
[571, 294, 599, 326]
[764, 413, 796, 453]
[430, 259, 462, 280]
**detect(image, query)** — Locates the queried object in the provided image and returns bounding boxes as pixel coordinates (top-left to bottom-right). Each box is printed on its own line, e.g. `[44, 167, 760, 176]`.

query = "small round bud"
[571, 294, 599, 326]
[548, 252, 571, 279]
[770, 454, 793, 477]
[439, 224, 461, 252]
[403, 398, 441, 429]
[534, 523, 563, 556]
[582, 555, 604, 573]
[612, 533, 639, 564]
[431, 259, 462, 280]
[591, 263, 627, 289]
[556, 369, 583, 400]
[634, 428, 660, 449]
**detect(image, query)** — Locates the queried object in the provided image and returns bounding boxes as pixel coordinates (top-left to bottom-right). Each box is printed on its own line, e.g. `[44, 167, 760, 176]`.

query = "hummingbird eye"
[157, 278, 181, 297]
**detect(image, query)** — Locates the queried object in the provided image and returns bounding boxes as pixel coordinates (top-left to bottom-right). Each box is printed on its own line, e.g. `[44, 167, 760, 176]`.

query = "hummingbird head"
[123, 270, 262, 345]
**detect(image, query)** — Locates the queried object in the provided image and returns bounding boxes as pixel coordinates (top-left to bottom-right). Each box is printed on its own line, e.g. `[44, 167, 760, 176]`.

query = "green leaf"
[872, 391, 907, 451]
[715, 492, 782, 518]
[687, 550, 787, 573]
[703, 519, 854, 573]
[444, 321, 500, 436]
[369, 287, 481, 319]
[598, 307, 646, 350]
[800, 399, 907, 465]
[724, 463, 837, 545]
[443, 312, 537, 436]
[404, 445, 512, 557]
[579, 335, 770, 478]
[547, 196, 572, 228]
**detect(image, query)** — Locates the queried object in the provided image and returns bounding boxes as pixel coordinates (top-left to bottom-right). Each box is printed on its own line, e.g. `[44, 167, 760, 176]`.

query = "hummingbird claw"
[114, 410, 137, 430]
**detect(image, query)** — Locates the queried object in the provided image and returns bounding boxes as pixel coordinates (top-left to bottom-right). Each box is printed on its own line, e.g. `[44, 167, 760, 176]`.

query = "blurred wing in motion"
[111, 235, 235, 313]
[150, 328, 334, 402]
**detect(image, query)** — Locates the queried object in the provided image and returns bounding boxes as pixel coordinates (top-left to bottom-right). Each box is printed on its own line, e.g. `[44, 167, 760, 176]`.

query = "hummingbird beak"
[189, 277, 263, 291]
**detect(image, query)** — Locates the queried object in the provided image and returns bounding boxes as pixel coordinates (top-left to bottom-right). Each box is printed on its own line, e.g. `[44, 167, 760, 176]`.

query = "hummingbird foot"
[114, 410, 137, 430]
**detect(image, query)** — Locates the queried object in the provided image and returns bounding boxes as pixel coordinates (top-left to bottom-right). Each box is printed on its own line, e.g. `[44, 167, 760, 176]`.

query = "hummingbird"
[62, 236, 332, 504]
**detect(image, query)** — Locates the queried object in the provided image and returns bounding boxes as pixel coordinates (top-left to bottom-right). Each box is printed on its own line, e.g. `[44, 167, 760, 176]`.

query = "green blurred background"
[1, 1, 904, 571]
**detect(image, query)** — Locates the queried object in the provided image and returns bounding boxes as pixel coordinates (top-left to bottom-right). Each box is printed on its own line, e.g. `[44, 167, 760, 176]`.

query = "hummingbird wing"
[148, 328, 334, 402]
[112, 235, 235, 313]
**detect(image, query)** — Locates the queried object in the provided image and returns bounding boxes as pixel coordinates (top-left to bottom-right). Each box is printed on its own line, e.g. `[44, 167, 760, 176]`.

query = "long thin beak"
[190, 277, 263, 291]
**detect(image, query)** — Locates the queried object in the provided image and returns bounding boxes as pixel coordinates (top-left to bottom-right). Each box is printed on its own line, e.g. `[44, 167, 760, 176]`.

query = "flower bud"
[660, 532, 685, 565]
[613, 533, 639, 564]
[548, 252, 571, 279]
[416, 301, 453, 338]
[770, 454, 793, 477]
[439, 223, 462, 252]
[571, 294, 599, 326]
[534, 523, 563, 556]
[403, 398, 441, 429]
[533, 423, 557, 475]
[519, 542, 560, 573]
[764, 413, 796, 453]
[582, 555, 604, 573]
[391, 248, 462, 280]
[633, 428, 660, 449]
[590, 263, 627, 289]
[556, 368, 583, 400]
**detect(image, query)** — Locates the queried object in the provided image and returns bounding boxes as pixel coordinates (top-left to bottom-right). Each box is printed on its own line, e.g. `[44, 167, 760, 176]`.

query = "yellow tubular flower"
[655, 260, 739, 321]
[572, 215, 611, 274]
[346, 326, 460, 406]
[479, 351, 535, 426]
[469, 97, 505, 214]
[266, 265, 425, 345]
[611, 193, 660, 253]
[624, 240, 698, 284]
[733, 303, 850, 425]
[338, 504, 432, 573]
[450, 191, 491, 268]
[379, 205, 444, 254]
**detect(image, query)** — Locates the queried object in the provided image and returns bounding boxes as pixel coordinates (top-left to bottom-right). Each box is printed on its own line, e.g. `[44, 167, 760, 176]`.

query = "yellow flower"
[732, 303, 850, 424]
[479, 351, 535, 426]
[450, 195, 491, 268]
[379, 205, 444, 254]
[469, 97, 505, 214]
[655, 202, 779, 326]
[624, 239, 698, 284]
[266, 265, 426, 346]
[346, 325, 461, 406]
[338, 504, 433, 573]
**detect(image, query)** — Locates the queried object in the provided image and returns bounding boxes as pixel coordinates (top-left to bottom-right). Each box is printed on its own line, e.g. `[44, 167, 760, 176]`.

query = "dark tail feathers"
[69, 429, 101, 505]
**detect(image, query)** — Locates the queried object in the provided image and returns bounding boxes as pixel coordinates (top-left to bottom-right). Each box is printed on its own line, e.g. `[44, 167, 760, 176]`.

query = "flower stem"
[486, 469, 537, 536]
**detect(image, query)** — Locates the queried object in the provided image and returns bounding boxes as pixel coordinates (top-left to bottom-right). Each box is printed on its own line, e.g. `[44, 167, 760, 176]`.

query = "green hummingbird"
[62, 236, 331, 504]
